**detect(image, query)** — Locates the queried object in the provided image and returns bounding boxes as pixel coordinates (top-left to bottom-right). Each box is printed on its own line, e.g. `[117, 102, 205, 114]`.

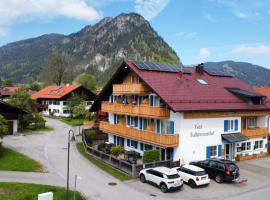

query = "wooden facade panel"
[100, 121, 179, 148]
[242, 128, 268, 138]
[101, 102, 170, 119]
[112, 83, 150, 94]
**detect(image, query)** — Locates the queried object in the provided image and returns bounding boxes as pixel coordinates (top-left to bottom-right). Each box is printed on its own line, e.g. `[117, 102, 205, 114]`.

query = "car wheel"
[188, 180, 197, 188]
[215, 174, 224, 183]
[140, 174, 146, 183]
[160, 183, 168, 193]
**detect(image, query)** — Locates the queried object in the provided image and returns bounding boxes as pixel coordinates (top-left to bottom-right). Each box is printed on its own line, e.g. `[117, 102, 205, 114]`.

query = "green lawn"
[25, 125, 54, 132]
[60, 117, 85, 126]
[0, 182, 85, 200]
[0, 147, 42, 172]
[76, 143, 132, 181]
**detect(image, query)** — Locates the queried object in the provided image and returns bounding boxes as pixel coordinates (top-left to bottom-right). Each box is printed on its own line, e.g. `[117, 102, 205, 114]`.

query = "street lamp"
[66, 129, 74, 200]
[74, 175, 82, 200]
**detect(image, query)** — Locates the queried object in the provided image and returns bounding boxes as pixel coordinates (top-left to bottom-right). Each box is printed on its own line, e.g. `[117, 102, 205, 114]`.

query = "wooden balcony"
[101, 102, 170, 119]
[113, 83, 149, 94]
[242, 128, 268, 138]
[100, 121, 179, 148]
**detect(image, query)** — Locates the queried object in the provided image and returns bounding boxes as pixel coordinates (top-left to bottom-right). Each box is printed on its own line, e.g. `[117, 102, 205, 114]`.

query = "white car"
[172, 164, 210, 188]
[139, 167, 183, 193]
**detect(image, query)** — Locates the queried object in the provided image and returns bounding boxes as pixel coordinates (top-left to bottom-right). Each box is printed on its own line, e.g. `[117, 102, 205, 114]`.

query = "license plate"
[201, 176, 207, 180]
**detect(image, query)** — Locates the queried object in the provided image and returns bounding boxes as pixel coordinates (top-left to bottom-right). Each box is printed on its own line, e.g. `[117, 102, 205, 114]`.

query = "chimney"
[196, 63, 204, 74]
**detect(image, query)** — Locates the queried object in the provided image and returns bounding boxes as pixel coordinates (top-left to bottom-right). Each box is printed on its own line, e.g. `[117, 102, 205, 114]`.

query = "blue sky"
[0, 0, 270, 67]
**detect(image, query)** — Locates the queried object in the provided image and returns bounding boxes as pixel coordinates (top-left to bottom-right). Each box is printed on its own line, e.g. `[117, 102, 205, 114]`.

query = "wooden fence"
[81, 132, 179, 177]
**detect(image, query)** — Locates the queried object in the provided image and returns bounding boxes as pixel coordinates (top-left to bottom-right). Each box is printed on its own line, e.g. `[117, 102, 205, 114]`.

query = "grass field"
[76, 143, 132, 181]
[0, 147, 42, 172]
[0, 182, 85, 200]
[60, 117, 85, 126]
[25, 125, 54, 132]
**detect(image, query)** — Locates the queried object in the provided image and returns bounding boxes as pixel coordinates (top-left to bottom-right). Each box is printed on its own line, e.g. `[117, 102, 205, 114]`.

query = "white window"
[228, 120, 234, 131]
[248, 117, 256, 128]
[196, 78, 208, 85]
[241, 142, 251, 151]
[254, 140, 263, 150]
[209, 146, 217, 157]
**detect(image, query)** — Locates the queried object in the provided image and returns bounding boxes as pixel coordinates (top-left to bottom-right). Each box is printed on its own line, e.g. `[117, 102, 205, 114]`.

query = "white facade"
[40, 100, 93, 117]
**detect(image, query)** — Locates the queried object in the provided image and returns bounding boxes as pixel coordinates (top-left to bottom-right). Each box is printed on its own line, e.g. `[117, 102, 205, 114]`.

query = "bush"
[0, 142, 4, 157]
[84, 129, 96, 145]
[143, 149, 160, 163]
[31, 114, 46, 128]
[110, 146, 125, 158]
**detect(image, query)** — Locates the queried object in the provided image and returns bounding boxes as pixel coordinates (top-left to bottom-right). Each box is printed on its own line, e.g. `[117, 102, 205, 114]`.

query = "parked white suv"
[172, 165, 210, 188]
[139, 167, 183, 193]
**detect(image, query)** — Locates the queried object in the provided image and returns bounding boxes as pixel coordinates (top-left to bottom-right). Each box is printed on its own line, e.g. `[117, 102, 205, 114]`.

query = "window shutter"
[218, 145, 222, 157]
[206, 146, 211, 159]
[156, 120, 161, 133]
[234, 119, 238, 131]
[113, 136, 116, 145]
[140, 143, 144, 151]
[168, 121, 174, 134]
[134, 117, 138, 127]
[224, 120, 229, 132]
[150, 95, 154, 106]
[114, 114, 117, 125]
[127, 139, 130, 147]
[139, 117, 143, 130]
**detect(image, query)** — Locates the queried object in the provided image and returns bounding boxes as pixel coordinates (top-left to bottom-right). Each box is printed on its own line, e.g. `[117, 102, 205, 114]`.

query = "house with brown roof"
[0, 100, 28, 134]
[91, 60, 270, 163]
[0, 86, 35, 100]
[32, 84, 96, 117]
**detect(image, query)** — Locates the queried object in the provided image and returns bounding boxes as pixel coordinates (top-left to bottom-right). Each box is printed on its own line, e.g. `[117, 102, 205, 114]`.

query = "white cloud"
[199, 48, 211, 61]
[135, 0, 170, 20]
[0, 27, 8, 37]
[231, 45, 270, 55]
[174, 31, 198, 39]
[234, 11, 249, 18]
[0, 0, 102, 29]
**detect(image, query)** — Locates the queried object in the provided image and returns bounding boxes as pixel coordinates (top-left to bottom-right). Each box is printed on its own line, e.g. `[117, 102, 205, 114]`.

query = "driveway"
[1, 118, 270, 200]
[1, 118, 167, 200]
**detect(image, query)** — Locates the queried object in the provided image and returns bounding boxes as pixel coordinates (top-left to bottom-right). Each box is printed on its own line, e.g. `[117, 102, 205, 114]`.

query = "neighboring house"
[91, 60, 270, 164]
[0, 100, 28, 134]
[32, 84, 96, 117]
[0, 86, 35, 100]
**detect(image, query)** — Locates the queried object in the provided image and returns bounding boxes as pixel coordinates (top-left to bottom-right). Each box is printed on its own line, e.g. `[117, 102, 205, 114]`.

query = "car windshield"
[195, 171, 207, 176]
[166, 174, 180, 179]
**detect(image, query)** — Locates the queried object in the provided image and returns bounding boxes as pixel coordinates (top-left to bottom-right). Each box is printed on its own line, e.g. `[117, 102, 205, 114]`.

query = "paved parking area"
[127, 157, 270, 200]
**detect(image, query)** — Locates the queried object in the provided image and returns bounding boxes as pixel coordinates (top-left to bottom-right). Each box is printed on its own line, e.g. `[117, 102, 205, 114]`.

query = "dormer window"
[227, 88, 266, 105]
[196, 78, 208, 85]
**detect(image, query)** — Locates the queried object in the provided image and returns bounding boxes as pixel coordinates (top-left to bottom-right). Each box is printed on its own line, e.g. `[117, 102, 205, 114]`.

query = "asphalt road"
[1, 117, 270, 200]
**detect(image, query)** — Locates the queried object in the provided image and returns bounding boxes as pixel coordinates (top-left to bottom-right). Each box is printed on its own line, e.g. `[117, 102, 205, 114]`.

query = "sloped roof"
[0, 86, 23, 96]
[0, 100, 29, 114]
[91, 60, 270, 112]
[32, 85, 82, 99]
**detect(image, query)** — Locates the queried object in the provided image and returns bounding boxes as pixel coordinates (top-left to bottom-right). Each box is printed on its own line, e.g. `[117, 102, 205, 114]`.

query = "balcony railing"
[113, 83, 149, 94]
[101, 102, 170, 119]
[242, 128, 268, 138]
[100, 121, 179, 148]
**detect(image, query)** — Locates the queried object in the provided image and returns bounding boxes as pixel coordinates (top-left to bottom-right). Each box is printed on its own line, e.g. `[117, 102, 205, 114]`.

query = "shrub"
[143, 149, 160, 163]
[110, 146, 125, 158]
[32, 114, 45, 128]
[0, 142, 4, 157]
[84, 129, 96, 145]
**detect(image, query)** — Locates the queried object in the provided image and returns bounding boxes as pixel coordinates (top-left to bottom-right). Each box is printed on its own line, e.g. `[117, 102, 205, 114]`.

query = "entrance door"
[225, 144, 231, 160]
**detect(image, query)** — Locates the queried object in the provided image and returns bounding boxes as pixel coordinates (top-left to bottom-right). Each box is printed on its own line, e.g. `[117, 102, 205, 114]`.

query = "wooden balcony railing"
[113, 83, 149, 94]
[242, 128, 268, 138]
[101, 102, 170, 119]
[100, 121, 179, 148]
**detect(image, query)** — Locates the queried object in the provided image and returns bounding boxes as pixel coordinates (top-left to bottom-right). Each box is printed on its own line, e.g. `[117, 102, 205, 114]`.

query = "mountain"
[0, 13, 180, 85]
[204, 61, 270, 87]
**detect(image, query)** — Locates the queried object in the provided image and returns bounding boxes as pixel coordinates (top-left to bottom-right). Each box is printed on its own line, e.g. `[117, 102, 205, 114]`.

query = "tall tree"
[7, 90, 36, 112]
[74, 73, 97, 93]
[0, 114, 8, 157]
[40, 51, 76, 86]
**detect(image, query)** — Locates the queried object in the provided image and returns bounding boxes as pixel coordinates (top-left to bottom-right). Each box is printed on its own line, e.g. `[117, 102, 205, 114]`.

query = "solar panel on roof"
[204, 67, 233, 77]
[132, 61, 192, 74]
